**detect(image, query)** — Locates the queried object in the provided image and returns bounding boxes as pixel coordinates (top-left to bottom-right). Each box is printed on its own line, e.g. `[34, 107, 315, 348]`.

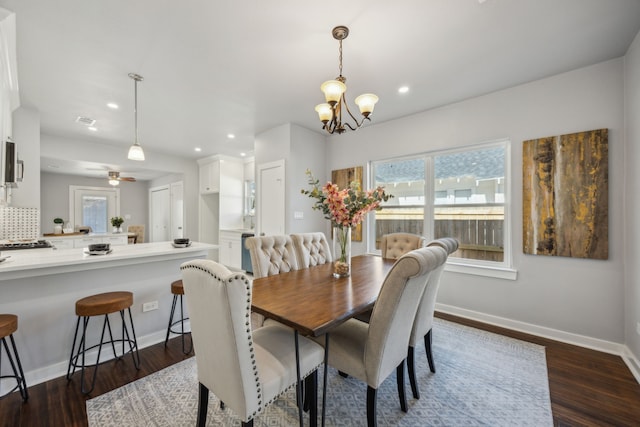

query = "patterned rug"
[86, 318, 553, 426]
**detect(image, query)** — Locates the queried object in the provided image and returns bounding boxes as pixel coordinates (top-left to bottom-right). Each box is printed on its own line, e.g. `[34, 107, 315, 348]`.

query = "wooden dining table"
[251, 254, 396, 426]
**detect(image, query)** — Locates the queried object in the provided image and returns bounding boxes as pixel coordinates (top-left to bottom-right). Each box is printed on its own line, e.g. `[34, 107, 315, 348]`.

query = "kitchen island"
[0, 241, 218, 390]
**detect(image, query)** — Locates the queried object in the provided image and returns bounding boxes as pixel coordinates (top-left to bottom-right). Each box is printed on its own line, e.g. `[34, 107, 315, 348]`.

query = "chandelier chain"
[338, 39, 343, 77]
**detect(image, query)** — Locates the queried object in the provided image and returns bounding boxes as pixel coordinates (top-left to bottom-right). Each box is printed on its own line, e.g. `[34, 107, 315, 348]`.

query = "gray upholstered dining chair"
[245, 235, 299, 328]
[406, 237, 458, 400]
[380, 232, 427, 259]
[290, 232, 332, 268]
[313, 245, 448, 427]
[180, 259, 324, 427]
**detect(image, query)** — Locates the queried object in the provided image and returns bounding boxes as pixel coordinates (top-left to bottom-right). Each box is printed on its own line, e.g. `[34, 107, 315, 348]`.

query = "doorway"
[257, 159, 285, 236]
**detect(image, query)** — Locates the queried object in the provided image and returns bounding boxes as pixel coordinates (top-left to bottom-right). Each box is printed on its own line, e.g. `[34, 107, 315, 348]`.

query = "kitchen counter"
[0, 241, 217, 280]
[0, 241, 218, 390]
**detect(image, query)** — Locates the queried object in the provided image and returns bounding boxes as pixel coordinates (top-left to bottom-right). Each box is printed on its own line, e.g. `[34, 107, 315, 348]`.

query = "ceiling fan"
[108, 171, 136, 186]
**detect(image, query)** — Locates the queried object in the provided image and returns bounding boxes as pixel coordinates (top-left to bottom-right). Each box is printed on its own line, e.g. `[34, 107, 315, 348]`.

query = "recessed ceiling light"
[88, 126, 97, 131]
[47, 164, 60, 169]
[107, 102, 119, 109]
[398, 86, 409, 94]
[227, 134, 235, 139]
[194, 147, 202, 152]
[240, 152, 246, 157]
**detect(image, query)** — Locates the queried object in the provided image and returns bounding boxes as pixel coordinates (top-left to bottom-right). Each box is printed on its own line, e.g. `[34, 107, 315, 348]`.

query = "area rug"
[87, 318, 553, 426]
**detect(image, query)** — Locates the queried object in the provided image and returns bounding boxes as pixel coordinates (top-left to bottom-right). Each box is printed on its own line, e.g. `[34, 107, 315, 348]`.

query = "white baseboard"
[435, 303, 640, 384]
[18, 329, 170, 391]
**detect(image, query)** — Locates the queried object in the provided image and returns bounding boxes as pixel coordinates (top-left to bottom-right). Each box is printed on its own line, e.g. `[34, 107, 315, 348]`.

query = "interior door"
[170, 181, 184, 239]
[257, 159, 285, 236]
[150, 186, 170, 242]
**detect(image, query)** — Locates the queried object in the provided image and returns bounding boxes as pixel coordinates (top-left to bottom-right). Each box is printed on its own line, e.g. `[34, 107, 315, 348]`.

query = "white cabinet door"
[102, 235, 128, 246]
[73, 237, 102, 248]
[199, 161, 220, 194]
[48, 238, 74, 250]
[219, 231, 241, 269]
[229, 238, 242, 270]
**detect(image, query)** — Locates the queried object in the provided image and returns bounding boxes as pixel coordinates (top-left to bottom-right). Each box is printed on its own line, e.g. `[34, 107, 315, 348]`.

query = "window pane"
[373, 158, 425, 250]
[434, 146, 505, 262]
[82, 196, 108, 233]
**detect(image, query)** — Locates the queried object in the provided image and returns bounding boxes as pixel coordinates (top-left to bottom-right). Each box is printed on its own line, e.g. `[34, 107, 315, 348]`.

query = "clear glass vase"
[333, 226, 352, 278]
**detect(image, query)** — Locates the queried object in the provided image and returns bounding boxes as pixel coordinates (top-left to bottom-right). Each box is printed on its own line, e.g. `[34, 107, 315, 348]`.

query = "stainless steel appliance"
[0, 240, 53, 250]
[241, 233, 254, 274]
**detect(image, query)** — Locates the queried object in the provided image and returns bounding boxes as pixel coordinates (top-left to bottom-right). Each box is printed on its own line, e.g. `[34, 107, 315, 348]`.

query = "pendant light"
[127, 73, 145, 161]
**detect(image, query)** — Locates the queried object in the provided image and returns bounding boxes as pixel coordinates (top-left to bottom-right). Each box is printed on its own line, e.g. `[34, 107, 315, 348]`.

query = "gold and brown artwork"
[523, 129, 608, 259]
[332, 166, 364, 241]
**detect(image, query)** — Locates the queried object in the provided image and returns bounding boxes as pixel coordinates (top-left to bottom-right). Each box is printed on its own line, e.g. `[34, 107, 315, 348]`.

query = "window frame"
[368, 139, 516, 280]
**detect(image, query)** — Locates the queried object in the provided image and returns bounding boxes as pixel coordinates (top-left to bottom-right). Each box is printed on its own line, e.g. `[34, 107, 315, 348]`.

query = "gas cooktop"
[0, 240, 53, 250]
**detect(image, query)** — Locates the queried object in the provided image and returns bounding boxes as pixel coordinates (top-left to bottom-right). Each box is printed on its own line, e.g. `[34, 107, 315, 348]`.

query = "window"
[69, 186, 120, 233]
[370, 141, 511, 273]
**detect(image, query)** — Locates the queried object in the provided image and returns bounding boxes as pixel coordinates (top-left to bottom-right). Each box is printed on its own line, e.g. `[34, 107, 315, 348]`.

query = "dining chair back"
[380, 232, 427, 259]
[406, 237, 458, 399]
[181, 259, 324, 427]
[127, 225, 145, 244]
[245, 235, 299, 279]
[290, 232, 332, 268]
[315, 245, 448, 427]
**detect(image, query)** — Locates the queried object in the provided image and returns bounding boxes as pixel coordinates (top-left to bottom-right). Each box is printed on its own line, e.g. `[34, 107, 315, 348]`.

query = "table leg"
[295, 330, 304, 426]
[322, 333, 329, 427]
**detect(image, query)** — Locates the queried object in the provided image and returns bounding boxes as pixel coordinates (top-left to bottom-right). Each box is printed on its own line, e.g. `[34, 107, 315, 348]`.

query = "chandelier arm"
[340, 95, 365, 129]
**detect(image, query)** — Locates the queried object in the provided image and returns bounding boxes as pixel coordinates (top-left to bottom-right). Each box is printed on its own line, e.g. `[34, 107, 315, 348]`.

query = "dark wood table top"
[251, 255, 396, 337]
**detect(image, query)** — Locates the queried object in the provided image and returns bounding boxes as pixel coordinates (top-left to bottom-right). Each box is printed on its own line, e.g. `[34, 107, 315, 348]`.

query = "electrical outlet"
[142, 301, 159, 312]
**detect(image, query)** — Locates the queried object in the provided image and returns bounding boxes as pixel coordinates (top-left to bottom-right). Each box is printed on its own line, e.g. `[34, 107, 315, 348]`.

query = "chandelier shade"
[315, 26, 378, 134]
[127, 73, 145, 161]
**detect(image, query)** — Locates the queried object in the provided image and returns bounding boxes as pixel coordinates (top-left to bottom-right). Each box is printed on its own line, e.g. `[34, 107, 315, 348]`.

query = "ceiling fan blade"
[120, 177, 137, 182]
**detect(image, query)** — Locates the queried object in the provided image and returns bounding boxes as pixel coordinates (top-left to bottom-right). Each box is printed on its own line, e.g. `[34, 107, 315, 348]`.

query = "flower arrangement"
[301, 170, 392, 228]
[110, 216, 124, 228]
[302, 169, 393, 277]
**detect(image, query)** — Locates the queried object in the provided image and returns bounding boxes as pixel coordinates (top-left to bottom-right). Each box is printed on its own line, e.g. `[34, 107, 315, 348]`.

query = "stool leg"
[165, 295, 178, 347]
[67, 316, 82, 380]
[122, 308, 141, 369]
[80, 315, 110, 395]
[8, 335, 29, 401]
[179, 295, 193, 355]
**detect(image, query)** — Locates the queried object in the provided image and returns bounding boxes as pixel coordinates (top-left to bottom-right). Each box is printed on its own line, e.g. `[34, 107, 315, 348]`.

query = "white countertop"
[219, 229, 255, 234]
[0, 241, 218, 281]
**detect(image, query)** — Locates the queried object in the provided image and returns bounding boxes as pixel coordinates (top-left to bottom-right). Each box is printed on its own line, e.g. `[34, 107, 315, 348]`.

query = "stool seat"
[0, 314, 18, 338]
[76, 291, 133, 317]
[171, 279, 184, 295]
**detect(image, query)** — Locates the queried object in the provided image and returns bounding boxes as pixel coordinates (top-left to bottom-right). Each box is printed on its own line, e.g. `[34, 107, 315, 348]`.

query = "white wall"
[10, 106, 39, 208]
[255, 123, 327, 234]
[40, 171, 148, 234]
[40, 134, 199, 244]
[624, 31, 640, 361]
[326, 59, 626, 344]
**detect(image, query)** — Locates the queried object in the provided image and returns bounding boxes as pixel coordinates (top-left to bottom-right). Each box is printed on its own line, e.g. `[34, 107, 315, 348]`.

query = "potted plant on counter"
[110, 216, 124, 233]
[53, 217, 64, 234]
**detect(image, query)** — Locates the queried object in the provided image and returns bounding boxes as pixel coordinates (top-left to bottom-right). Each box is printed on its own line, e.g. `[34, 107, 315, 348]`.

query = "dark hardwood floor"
[1, 313, 639, 426]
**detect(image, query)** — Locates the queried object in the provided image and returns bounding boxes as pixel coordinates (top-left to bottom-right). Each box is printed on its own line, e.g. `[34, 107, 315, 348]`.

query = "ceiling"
[2, 0, 640, 179]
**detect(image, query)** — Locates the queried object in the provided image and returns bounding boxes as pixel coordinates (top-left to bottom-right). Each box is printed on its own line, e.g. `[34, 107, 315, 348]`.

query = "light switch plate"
[294, 211, 304, 220]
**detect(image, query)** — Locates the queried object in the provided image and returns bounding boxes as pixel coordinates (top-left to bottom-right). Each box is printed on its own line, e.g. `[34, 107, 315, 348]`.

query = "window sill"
[445, 261, 517, 280]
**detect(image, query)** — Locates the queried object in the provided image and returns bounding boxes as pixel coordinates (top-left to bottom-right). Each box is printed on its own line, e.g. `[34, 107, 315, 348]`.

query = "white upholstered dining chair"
[245, 235, 299, 328]
[313, 245, 448, 427]
[406, 237, 458, 399]
[180, 259, 324, 427]
[290, 232, 332, 268]
[380, 232, 427, 259]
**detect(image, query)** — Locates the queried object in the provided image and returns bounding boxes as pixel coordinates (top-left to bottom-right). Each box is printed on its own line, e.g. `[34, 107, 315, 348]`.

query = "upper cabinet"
[199, 159, 220, 194]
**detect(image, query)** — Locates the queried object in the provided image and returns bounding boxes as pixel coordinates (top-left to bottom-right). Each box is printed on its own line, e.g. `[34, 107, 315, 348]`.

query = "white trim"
[621, 346, 640, 384]
[445, 261, 518, 280]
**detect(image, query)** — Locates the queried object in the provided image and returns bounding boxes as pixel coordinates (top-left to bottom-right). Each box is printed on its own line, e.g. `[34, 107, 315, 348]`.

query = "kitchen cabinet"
[45, 234, 128, 249]
[47, 238, 74, 250]
[219, 230, 242, 270]
[199, 160, 220, 194]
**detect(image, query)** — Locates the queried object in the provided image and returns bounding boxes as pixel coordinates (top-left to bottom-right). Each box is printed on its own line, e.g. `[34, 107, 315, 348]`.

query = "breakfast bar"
[0, 241, 217, 388]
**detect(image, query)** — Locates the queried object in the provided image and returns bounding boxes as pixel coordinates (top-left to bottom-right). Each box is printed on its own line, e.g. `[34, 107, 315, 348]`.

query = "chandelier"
[127, 73, 145, 161]
[315, 26, 378, 134]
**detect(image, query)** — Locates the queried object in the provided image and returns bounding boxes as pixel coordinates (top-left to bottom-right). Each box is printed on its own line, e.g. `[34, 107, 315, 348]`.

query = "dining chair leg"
[425, 329, 436, 373]
[407, 345, 420, 399]
[305, 370, 318, 427]
[396, 361, 407, 412]
[338, 371, 349, 378]
[197, 382, 209, 427]
[241, 420, 254, 427]
[366, 386, 377, 427]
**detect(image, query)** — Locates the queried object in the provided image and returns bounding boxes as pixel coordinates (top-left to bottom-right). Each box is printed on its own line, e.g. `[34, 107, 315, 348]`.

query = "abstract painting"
[332, 166, 364, 241]
[523, 129, 608, 259]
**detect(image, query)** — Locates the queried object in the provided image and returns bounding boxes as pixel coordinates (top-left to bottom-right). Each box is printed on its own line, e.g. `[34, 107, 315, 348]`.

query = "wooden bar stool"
[66, 291, 140, 394]
[164, 280, 192, 354]
[0, 314, 28, 401]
